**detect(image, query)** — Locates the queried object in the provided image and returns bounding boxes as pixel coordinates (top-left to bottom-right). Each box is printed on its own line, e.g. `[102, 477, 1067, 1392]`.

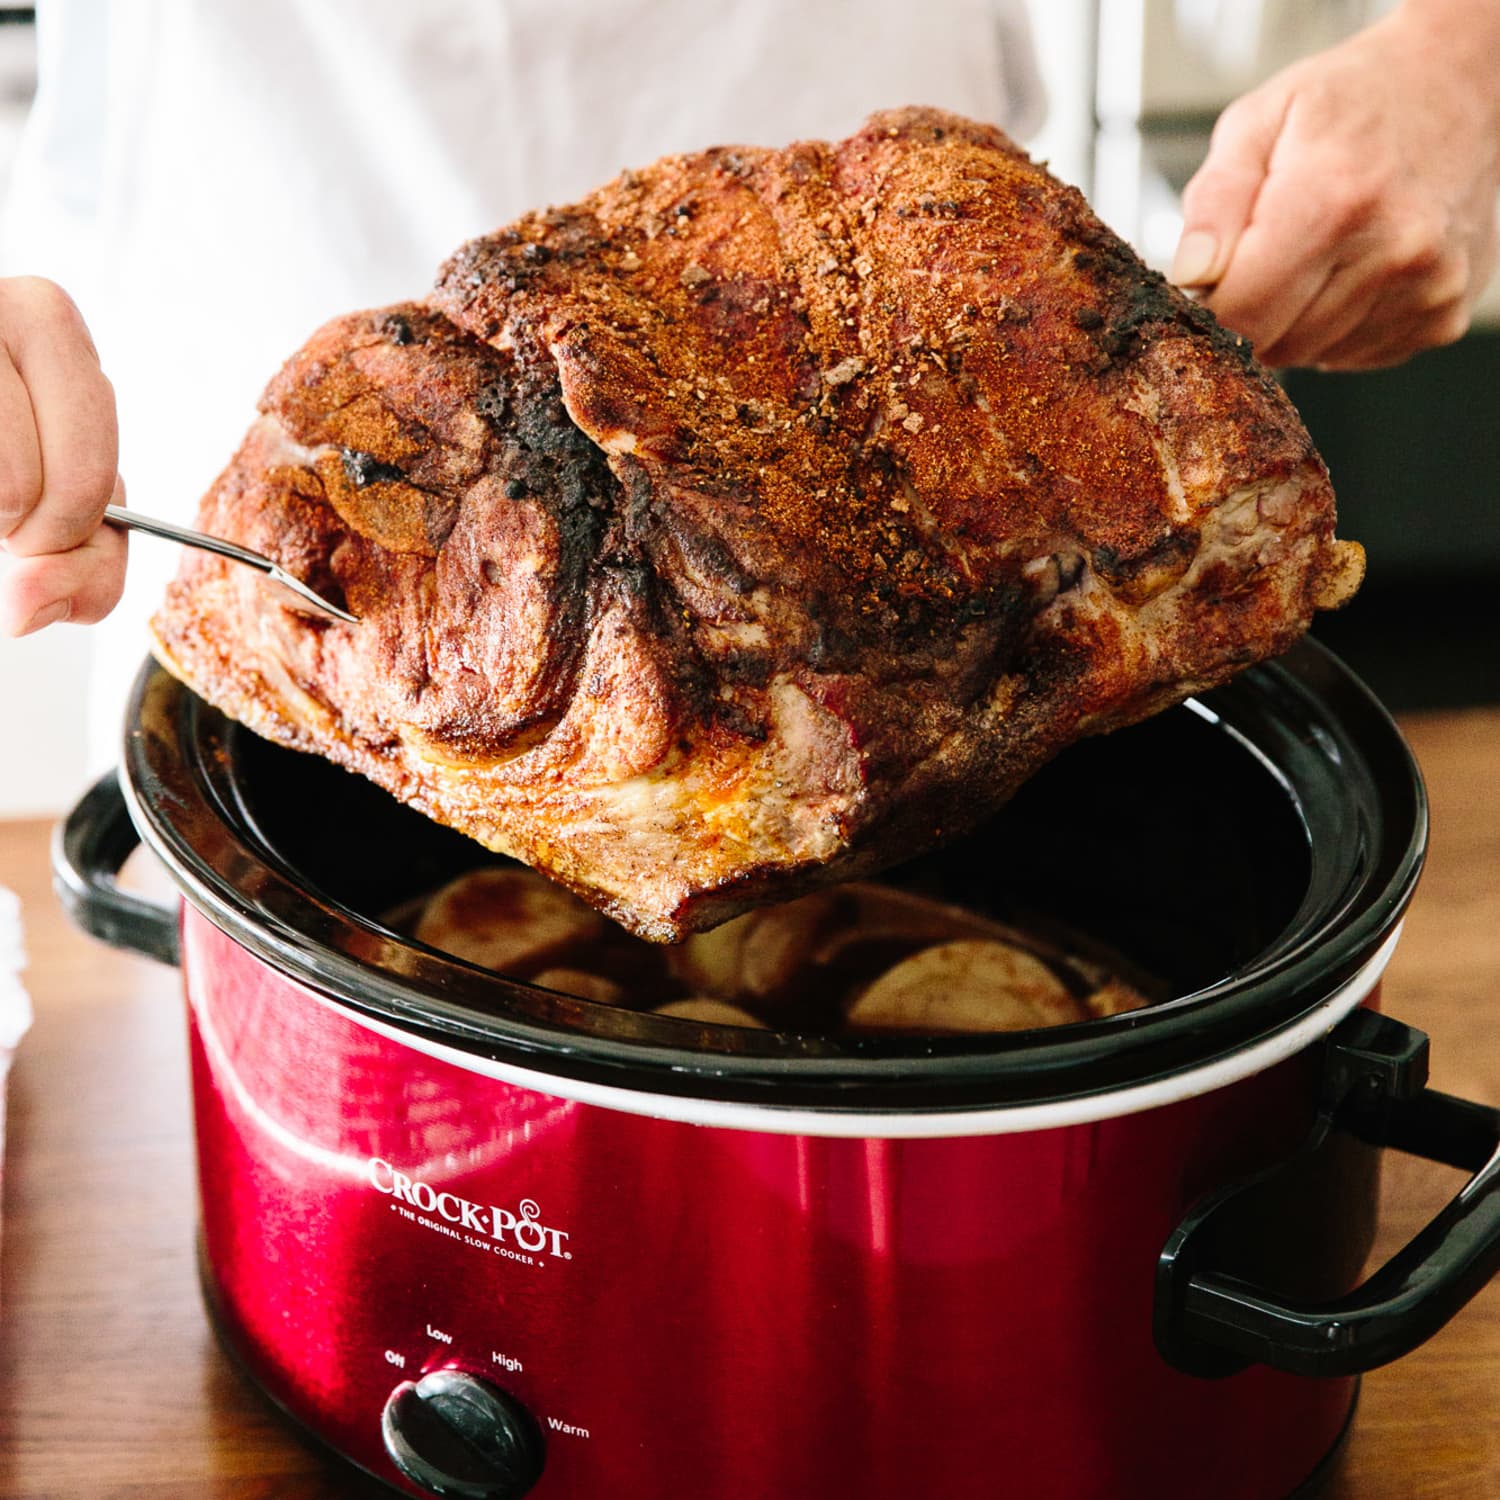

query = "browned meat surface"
[151, 108, 1362, 941]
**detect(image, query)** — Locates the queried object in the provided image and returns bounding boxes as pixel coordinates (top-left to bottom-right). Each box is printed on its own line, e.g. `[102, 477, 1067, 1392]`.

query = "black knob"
[381, 1369, 546, 1499]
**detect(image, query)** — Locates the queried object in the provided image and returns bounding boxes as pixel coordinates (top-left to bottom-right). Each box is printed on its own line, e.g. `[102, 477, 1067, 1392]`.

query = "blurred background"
[0, 0, 1494, 818]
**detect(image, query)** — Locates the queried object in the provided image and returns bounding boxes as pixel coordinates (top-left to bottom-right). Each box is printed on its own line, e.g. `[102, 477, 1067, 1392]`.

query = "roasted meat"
[151, 107, 1362, 940]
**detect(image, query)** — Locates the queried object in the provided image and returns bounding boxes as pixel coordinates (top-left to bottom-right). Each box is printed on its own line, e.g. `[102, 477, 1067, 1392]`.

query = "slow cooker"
[56, 639, 1500, 1500]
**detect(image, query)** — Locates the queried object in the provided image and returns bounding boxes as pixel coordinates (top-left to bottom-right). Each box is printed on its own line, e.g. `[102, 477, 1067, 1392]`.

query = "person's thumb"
[1171, 88, 1285, 289]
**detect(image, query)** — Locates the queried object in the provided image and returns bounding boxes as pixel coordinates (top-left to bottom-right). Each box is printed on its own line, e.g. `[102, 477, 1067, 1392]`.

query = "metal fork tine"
[103, 505, 358, 624]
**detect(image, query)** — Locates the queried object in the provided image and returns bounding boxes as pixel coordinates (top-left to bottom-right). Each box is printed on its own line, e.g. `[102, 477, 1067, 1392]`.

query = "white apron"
[0, 0, 1043, 762]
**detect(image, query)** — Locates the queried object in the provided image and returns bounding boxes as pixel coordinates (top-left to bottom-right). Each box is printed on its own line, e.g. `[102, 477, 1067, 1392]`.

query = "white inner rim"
[258, 927, 1400, 1141]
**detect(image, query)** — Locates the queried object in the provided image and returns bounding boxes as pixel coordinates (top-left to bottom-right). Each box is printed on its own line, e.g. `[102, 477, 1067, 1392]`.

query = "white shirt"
[1, 0, 1044, 762]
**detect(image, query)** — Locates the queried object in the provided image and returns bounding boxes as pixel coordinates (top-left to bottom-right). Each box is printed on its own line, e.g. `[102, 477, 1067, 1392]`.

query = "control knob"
[381, 1368, 545, 1498]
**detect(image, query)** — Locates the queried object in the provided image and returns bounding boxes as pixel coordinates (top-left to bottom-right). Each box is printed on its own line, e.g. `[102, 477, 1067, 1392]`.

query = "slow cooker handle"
[1156, 1008, 1500, 1379]
[53, 770, 182, 967]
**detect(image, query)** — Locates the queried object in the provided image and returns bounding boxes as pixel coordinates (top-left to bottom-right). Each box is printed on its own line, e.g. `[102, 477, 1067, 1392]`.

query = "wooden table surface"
[1, 710, 1498, 1500]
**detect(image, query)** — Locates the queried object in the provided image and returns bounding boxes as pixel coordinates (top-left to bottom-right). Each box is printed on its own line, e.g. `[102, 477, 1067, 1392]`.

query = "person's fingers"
[1196, 138, 1380, 357]
[0, 350, 42, 545]
[1469, 216, 1499, 302]
[1254, 254, 1389, 368]
[1314, 295, 1471, 371]
[1172, 89, 1288, 290]
[1248, 238, 1398, 370]
[0, 502, 128, 636]
[1237, 199, 1474, 366]
[1294, 239, 1472, 368]
[0, 276, 118, 558]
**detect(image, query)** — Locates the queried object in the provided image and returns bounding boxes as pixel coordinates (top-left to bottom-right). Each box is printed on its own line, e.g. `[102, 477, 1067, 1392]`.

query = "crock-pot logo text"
[368, 1158, 572, 1261]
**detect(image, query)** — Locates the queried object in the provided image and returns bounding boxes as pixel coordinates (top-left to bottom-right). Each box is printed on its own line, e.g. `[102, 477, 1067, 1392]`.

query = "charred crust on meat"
[553, 483, 610, 568]
[1089, 529, 1200, 593]
[1056, 551, 1085, 591]
[717, 651, 774, 688]
[945, 580, 1028, 642]
[1071, 233, 1260, 375]
[804, 614, 860, 672]
[379, 312, 415, 345]
[664, 519, 758, 597]
[340, 449, 408, 488]
[598, 552, 653, 600]
[613, 459, 657, 538]
[474, 383, 508, 428]
[712, 695, 769, 743]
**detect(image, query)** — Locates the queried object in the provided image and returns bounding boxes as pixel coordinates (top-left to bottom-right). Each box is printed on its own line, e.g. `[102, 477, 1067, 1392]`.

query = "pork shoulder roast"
[150, 108, 1362, 940]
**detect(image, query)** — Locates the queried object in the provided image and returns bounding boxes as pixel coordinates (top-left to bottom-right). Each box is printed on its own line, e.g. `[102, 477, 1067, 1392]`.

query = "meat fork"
[103, 505, 358, 624]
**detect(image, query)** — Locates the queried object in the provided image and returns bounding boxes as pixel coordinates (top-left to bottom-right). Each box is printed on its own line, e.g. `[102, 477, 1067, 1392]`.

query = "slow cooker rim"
[178, 920, 1398, 1137]
[122, 638, 1427, 1112]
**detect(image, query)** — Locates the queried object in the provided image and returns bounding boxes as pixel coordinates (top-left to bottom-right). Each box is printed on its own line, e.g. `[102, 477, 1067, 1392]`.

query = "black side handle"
[52, 771, 181, 967]
[1157, 1008, 1500, 1378]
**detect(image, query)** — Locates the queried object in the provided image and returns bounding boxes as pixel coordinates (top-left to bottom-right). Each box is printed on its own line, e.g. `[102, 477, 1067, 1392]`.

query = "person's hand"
[0, 276, 125, 636]
[1171, 0, 1500, 370]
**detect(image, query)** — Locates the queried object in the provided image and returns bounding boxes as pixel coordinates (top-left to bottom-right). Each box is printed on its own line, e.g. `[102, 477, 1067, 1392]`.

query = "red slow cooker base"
[197, 1267, 1361, 1500]
[183, 911, 1368, 1500]
[52, 646, 1477, 1499]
